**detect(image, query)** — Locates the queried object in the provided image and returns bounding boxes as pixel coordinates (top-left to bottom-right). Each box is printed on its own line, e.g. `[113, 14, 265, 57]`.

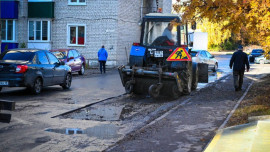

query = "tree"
[173, 0, 270, 53]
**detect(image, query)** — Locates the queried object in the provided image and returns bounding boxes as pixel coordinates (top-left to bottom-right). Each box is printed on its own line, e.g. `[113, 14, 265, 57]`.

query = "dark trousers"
[99, 61, 106, 74]
[233, 70, 244, 89]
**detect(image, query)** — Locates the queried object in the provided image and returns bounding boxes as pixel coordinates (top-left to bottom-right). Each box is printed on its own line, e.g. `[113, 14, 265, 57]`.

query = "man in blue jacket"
[230, 45, 250, 91]
[98, 45, 108, 74]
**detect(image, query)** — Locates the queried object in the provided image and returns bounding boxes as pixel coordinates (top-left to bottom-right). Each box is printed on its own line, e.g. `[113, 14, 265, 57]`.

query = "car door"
[37, 51, 54, 86]
[67, 50, 75, 72]
[205, 51, 215, 68]
[72, 50, 82, 71]
[200, 51, 209, 64]
[46, 52, 66, 84]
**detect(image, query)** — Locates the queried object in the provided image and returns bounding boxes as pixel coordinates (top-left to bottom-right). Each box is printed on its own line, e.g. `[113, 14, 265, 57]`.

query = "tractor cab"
[141, 13, 188, 48]
[131, 13, 189, 68]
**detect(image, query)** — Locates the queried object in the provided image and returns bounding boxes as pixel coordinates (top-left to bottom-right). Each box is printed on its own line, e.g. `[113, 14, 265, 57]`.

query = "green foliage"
[20, 43, 26, 48]
[221, 39, 238, 50]
[4, 45, 9, 51]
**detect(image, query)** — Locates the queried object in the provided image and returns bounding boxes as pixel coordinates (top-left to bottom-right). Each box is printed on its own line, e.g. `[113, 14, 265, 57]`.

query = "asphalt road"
[1, 54, 263, 152]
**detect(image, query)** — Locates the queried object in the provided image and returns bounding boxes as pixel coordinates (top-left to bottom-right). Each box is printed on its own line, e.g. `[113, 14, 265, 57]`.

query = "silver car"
[255, 54, 270, 64]
[191, 50, 218, 71]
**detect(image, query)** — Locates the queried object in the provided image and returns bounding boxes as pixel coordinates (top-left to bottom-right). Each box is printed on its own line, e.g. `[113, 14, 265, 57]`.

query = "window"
[180, 25, 188, 46]
[38, 52, 49, 64]
[72, 50, 79, 58]
[143, 21, 177, 46]
[1, 20, 16, 42]
[67, 24, 86, 46]
[2, 51, 35, 61]
[46, 52, 59, 65]
[68, 0, 86, 5]
[68, 50, 74, 58]
[28, 20, 50, 42]
[205, 51, 212, 58]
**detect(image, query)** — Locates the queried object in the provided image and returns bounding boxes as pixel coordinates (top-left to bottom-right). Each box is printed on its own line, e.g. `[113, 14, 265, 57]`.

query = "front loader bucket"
[118, 66, 183, 98]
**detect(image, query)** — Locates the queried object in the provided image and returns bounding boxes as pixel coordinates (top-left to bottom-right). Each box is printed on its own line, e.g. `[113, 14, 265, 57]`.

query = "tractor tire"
[125, 81, 134, 94]
[171, 84, 181, 99]
[148, 84, 160, 98]
[180, 62, 192, 95]
[192, 63, 199, 90]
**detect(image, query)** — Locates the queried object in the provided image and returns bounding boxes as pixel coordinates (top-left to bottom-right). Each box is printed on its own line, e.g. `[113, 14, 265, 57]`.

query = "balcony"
[0, 1, 19, 19]
[28, 1, 54, 18]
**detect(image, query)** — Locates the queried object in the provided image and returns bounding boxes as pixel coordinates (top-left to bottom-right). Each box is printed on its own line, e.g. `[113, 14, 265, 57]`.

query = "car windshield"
[52, 51, 67, 59]
[143, 21, 179, 47]
[0, 50, 35, 61]
[252, 49, 264, 53]
[190, 51, 198, 57]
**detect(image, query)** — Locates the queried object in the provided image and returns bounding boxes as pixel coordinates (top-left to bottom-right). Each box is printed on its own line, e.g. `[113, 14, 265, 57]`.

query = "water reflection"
[45, 124, 121, 139]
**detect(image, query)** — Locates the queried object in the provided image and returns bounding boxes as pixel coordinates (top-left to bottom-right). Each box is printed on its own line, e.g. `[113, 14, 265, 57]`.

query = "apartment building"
[0, 0, 172, 66]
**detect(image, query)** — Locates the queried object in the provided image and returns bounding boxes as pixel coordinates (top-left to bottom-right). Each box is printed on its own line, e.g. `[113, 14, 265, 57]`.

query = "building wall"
[52, 0, 119, 66]
[116, 0, 142, 65]
[15, 0, 173, 66]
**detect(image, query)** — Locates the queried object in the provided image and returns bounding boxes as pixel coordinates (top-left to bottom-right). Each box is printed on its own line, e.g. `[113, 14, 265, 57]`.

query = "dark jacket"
[230, 50, 250, 72]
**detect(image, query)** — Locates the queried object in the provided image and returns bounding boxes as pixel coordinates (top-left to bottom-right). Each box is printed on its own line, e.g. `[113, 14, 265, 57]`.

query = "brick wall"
[52, 0, 119, 67]
[16, 0, 172, 66]
[17, 0, 28, 48]
[116, 0, 142, 65]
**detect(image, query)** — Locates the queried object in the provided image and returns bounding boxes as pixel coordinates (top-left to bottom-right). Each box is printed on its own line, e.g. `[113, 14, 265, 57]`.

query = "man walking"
[98, 45, 108, 74]
[230, 45, 250, 91]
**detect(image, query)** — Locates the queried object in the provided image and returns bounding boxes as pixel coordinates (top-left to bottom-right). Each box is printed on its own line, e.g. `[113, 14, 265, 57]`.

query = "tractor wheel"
[180, 62, 192, 95]
[171, 84, 181, 99]
[192, 63, 199, 90]
[125, 81, 134, 94]
[148, 84, 160, 98]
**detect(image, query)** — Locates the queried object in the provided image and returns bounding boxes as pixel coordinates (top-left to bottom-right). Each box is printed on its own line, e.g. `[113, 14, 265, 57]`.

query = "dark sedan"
[249, 49, 264, 62]
[50, 49, 86, 75]
[0, 49, 72, 94]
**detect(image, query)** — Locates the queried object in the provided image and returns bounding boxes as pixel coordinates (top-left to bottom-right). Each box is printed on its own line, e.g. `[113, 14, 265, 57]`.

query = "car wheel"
[212, 63, 218, 72]
[0, 87, 2, 92]
[260, 60, 265, 64]
[78, 65, 85, 75]
[62, 73, 72, 89]
[31, 78, 42, 94]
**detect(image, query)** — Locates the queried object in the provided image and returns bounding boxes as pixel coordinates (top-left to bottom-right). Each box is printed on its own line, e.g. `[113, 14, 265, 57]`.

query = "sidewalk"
[107, 64, 270, 152]
[204, 119, 270, 152]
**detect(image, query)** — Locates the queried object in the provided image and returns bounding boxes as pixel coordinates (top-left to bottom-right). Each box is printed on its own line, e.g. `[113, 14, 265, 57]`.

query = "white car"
[191, 50, 218, 72]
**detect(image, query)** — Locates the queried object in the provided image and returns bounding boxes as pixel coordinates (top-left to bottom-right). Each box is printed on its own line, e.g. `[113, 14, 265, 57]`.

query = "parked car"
[249, 49, 264, 62]
[191, 50, 218, 72]
[50, 49, 86, 75]
[0, 49, 72, 94]
[255, 53, 270, 64]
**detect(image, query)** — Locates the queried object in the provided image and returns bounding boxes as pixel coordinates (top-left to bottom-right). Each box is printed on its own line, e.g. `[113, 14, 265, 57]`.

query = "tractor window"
[180, 25, 188, 46]
[143, 21, 177, 47]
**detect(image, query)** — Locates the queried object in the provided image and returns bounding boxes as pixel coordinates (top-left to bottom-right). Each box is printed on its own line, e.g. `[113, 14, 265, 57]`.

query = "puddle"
[45, 124, 121, 139]
[61, 105, 124, 121]
[198, 71, 228, 89]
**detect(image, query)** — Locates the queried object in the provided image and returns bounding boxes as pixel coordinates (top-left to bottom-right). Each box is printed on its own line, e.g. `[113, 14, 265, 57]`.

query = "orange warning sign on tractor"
[166, 48, 191, 61]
